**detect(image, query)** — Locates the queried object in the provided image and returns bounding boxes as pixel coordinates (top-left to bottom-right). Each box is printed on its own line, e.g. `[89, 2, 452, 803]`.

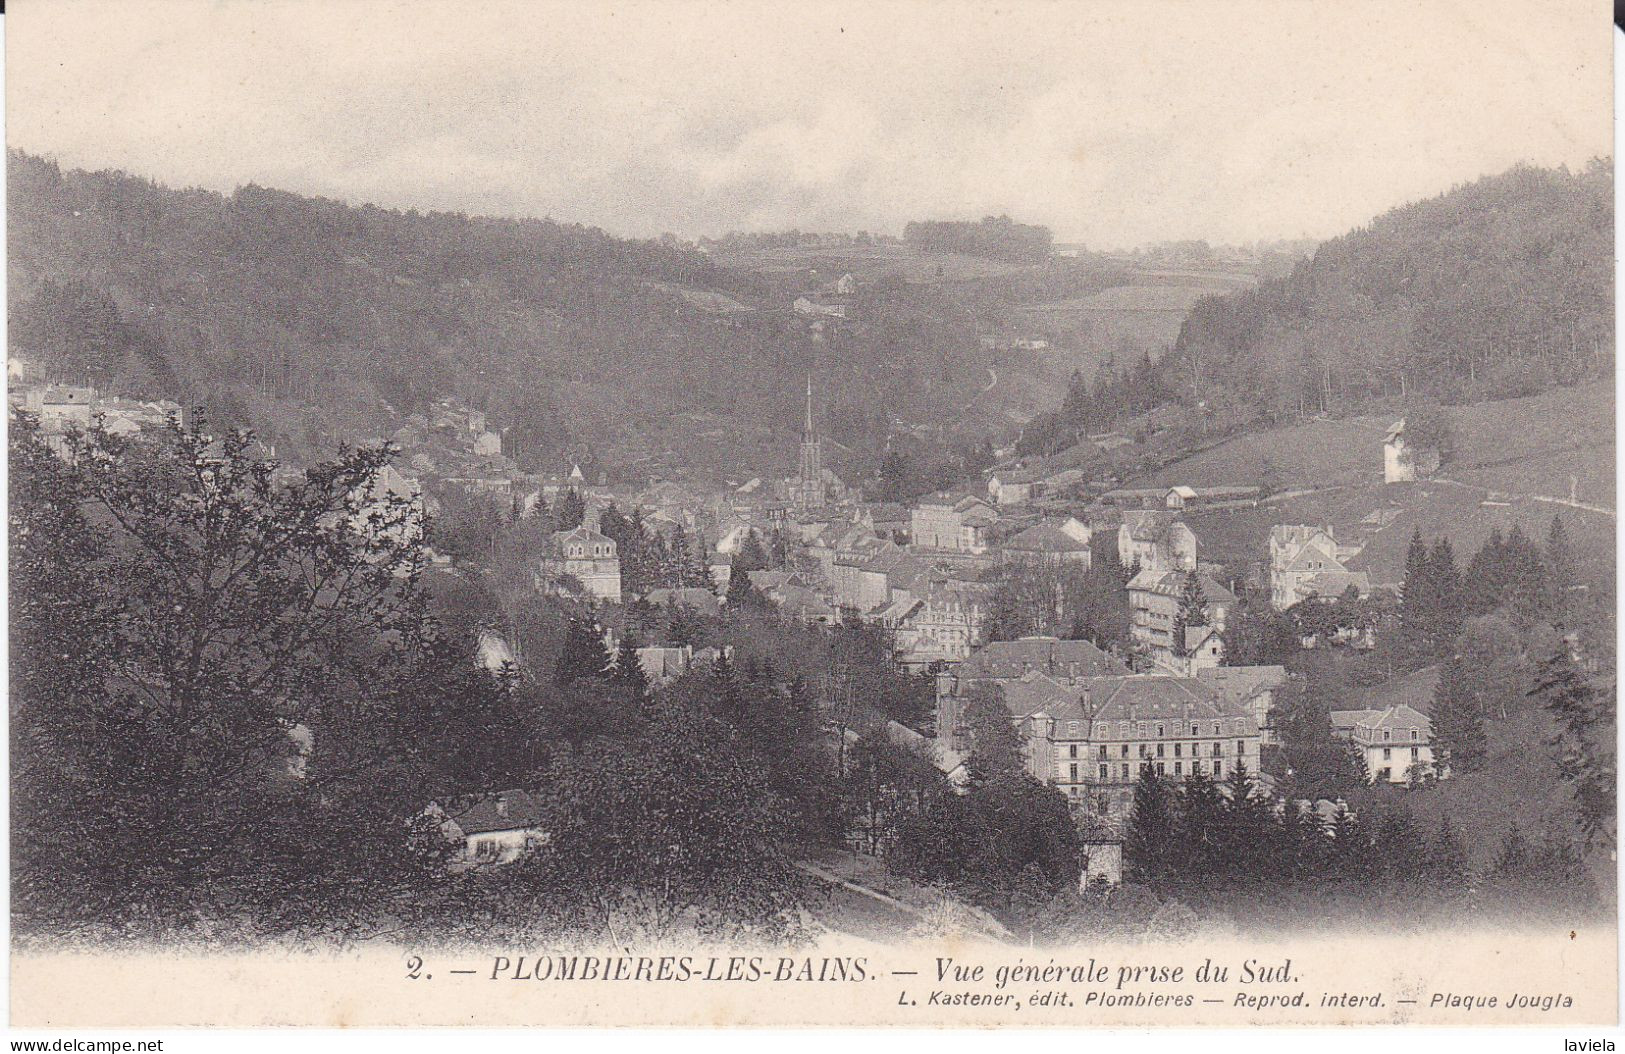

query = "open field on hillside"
[1017, 274, 1247, 351]
[1138, 383, 1614, 589]
[709, 243, 1045, 283]
[1134, 382, 1613, 498]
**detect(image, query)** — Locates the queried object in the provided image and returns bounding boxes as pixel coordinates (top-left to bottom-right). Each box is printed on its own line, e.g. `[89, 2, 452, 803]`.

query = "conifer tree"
[1500, 524, 1547, 622]
[1530, 644, 1615, 850]
[735, 529, 770, 574]
[1395, 529, 1434, 665]
[686, 529, 717, 591]
[725, 563, 759, 608]
[1462, 528, 1508, 616]
[555, 487, 586, 530]
[612, 628, 650, 698]
[1373, 807, 1427, 882]
[1542, 515, 1579, 621]
[1430, 655, 1488, 773]
[1493, 823, 1530, 874]
[1178, 769, 1225, 882]
[1171, 571, 1208, 659]
[1423, 815, 1470, 892]
[1125, 765, 1182, 891]
[554, 616, 612, 685]
[1428, 536, 1462, 649]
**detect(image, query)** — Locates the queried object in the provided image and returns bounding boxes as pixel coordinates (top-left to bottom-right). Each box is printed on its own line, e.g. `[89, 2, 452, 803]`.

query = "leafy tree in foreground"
[11, 415, 520, 938]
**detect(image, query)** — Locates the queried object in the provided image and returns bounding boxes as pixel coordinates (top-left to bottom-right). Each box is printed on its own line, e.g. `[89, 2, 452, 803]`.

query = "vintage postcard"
[5, 0, 1617, 1032]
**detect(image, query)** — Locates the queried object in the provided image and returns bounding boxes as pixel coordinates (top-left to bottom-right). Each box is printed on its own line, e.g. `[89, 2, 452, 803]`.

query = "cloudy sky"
[8, 0, 1611, 247]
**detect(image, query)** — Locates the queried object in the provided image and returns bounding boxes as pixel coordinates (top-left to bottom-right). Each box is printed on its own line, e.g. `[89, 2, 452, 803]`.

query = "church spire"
[797, 373, 823, 511]
[804, 372, 814, 439]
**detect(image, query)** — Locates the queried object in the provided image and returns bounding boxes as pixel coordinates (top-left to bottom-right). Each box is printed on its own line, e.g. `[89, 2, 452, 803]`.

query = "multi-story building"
[1196, 664, 1289, 745]
[880, 579, 991, 671]
[938, 664, 1263, 824]
[986, 469, 1040, 507]
[935, 635, 1131, 736]
[1331, 704, 1437, 784]
[539, 526, 622, 602]
[911, 491, 997, 553]
[18, 385, 97, 457]
[1127, 569, 1236, 673]
[1117, 511, 1197, 573]
[1268, 525, 1369, 611]
[999, 521, 1093, 568]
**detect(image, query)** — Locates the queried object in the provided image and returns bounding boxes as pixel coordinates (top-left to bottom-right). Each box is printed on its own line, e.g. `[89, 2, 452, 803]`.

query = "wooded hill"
[1019, 161, 1613, 456]
[6, 151, 1010, 479]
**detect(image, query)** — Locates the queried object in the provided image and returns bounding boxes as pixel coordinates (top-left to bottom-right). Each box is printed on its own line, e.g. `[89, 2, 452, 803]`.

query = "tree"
[1393, 529, 1435, 665]
[734, 530, 770, 574]
[1499, 524, 1548, 623]
[724, 563, 764, 608]
[612, 628, 650, 698]
[1400, 400, 1455, 468]
[554, 616, 611, 685]
[1428, 536, 1462, 648]
[1530, 644, 1616, 851]
[517, 707, 797, 922]
[1171, 571, 1208, 659]
[959, 683, 1023, 783]
[1270, 670, 1365, 798]
[1421, 815, 1470, 892]
[10, 415, 496, 937]
[555, 487, 586, 530]
[1542, 516, 1579, 622]
[1461, 528, 1509, 617]
[1125, 765, 1181, 891]
[1430, 656, 1488, 773]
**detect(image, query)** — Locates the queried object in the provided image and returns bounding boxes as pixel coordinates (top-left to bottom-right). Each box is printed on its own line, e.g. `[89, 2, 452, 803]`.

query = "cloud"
[8, 0, 1610, 246]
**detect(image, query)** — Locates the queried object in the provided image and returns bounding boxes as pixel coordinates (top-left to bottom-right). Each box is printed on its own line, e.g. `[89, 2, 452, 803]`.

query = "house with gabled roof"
[999, 522, 1093, 568]
[1384, 419, 1439, 484]
[424, 789, 548, 866]
[987, 468, 1041, 507]
[1331, 704, 1437, 784]
[1117, 511, 1197, 573]
[911, 491, 997, 554]
[1127, 568, 1236, 672]
[538, 526, 622, 602]
[1269, 525, 1369, 612]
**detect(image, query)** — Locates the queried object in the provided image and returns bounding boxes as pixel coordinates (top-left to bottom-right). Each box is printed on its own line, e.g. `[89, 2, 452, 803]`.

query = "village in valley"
[14, 274, 1608, 926]
[7, 73, 1612, 945]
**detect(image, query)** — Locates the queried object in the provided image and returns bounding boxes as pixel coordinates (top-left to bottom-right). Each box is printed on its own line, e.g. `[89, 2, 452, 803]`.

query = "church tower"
[797, 374, 823, 511]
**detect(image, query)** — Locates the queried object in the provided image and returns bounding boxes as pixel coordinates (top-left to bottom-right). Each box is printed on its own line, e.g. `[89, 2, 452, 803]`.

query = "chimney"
[495, 796, 509, 819]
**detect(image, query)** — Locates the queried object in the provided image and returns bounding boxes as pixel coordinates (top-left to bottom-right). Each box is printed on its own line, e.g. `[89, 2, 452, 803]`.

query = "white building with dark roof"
[1127, 569, 1236, 672]
[1331, 704, 1437, 784]
[941, 667, 1263, 824]
[1117, 511, 1197, 573]
[1269, 525, 1369, 611]
[425, 789, 548, 866]
[911, 491, 997, 554]
[539, 526, 622, 602]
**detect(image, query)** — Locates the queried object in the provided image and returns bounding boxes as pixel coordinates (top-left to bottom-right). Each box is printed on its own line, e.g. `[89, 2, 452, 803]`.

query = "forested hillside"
[1019, 161, 1613, 456]
[6, 151, 1002, 478]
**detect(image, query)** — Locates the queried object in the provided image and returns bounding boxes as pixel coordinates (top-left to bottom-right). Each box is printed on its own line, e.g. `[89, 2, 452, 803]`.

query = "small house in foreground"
[425, 789, 548, 866]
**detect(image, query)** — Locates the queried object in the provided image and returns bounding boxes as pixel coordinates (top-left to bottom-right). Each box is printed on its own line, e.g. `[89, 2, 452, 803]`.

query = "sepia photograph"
[3, 0, 1617, 1033]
